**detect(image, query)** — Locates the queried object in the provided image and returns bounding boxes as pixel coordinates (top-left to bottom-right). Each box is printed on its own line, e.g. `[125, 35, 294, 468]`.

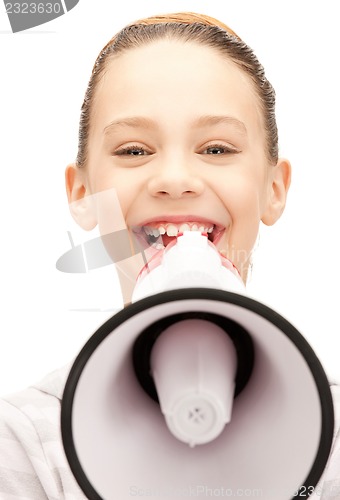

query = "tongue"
[161, 231, 212, 248]
[162, 234, 177, 247]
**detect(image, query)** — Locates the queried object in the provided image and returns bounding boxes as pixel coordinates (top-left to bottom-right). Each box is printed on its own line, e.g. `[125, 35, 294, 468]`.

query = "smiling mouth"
[133, 221, 225, 249]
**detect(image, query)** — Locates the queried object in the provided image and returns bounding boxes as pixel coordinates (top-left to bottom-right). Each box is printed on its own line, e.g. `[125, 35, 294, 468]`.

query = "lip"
[131, 215, 226, 246]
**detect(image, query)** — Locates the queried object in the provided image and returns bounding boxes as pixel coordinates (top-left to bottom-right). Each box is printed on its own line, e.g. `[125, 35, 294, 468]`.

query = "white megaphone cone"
[61, 232, 334, 500]
[131, 230, 245, 300]
[132, 232, 245, 447]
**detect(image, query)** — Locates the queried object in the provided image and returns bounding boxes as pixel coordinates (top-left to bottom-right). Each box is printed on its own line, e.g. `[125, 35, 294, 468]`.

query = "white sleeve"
[0, 390, 85, 500]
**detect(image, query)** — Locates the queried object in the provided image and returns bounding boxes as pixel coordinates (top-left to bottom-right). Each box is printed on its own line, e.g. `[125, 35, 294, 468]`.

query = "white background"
[0, 0, 339, 395]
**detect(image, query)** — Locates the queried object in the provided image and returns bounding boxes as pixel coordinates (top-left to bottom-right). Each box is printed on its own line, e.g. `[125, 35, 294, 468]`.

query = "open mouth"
[133, 220, 225, 249]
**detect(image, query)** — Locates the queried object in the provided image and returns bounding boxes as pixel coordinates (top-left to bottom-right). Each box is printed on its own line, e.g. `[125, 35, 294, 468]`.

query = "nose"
[147, 154, 204, 199]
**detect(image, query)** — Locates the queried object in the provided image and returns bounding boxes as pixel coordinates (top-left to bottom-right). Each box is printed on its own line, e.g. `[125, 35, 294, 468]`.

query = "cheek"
[88, 163, 143, 220]
[216, 173, 266, 253]
[219, 173, 265, 222]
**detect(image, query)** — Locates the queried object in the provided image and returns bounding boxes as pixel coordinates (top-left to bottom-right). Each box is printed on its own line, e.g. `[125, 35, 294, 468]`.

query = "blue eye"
[114, 146, 149, 156]
[206, 146, 225, 155]
[203, 144, 236, 155]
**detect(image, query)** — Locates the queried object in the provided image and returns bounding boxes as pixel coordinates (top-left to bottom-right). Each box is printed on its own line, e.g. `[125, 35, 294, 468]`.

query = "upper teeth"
[143, 222, 214, 238]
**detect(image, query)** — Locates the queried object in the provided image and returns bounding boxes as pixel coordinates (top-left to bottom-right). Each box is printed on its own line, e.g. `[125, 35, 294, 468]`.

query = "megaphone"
[61, 231, 334, 500]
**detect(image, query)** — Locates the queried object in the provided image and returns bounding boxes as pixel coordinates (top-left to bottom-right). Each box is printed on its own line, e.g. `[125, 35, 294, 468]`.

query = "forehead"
[92, 39, 263, 138]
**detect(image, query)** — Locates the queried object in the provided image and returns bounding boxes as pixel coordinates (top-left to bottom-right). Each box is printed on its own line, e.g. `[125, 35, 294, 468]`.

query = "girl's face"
[67, 40, 290, 281]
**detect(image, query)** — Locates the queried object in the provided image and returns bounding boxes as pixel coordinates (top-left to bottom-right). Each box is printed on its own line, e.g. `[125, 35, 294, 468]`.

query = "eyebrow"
[103, 115, 247, 136]
[194, 115, 247, 135]
[104, 117, 156, 136]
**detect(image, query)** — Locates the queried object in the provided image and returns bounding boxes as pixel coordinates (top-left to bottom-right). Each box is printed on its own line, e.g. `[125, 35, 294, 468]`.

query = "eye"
[200, 143, 240, 155]
[113, 145, 152, 157]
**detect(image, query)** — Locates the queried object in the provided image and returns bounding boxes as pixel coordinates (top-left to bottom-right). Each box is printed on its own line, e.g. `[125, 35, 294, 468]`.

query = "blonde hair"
[77, 12, 278, 166]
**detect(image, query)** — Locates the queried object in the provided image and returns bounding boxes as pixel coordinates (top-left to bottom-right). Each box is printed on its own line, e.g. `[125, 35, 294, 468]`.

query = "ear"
[261, 158, 291, 226]
[65, 163, 97, 231]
